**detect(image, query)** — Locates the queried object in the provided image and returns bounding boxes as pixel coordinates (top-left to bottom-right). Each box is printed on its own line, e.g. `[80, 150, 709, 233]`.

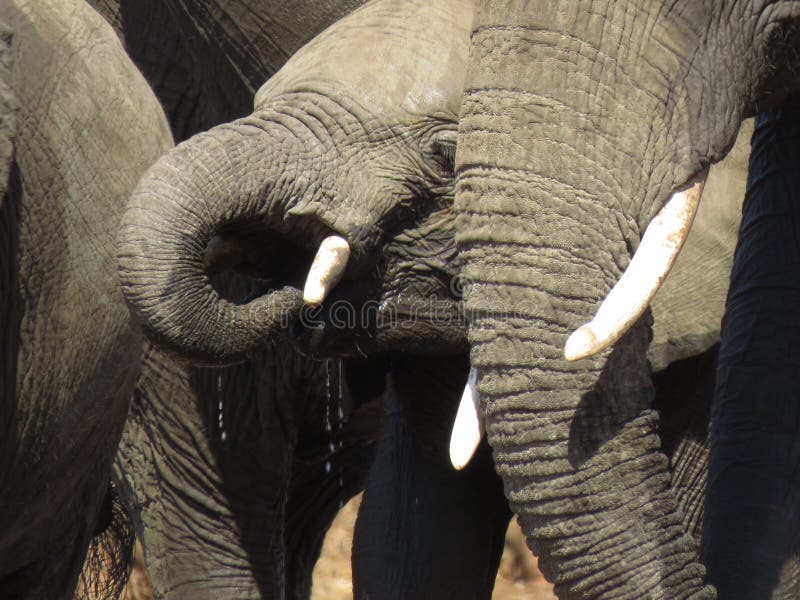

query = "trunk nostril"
[203, 234, 244, 274]
[202, 228, 315, 300]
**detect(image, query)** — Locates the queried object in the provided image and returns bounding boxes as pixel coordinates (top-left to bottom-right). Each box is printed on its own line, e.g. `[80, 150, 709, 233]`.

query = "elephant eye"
[427, 129, 458, 177]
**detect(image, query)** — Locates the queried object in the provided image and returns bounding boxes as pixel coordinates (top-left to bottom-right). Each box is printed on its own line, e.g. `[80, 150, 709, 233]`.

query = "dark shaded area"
[703, 97, 800, 597]
[353, 355, 511, 600]
[0, 164, 21, 482]
[76, 483, 136, 600]
[569, 315, 655, 468]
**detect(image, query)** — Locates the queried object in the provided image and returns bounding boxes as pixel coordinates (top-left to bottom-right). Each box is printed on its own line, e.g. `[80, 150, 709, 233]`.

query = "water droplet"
[217, 375, 226, 442]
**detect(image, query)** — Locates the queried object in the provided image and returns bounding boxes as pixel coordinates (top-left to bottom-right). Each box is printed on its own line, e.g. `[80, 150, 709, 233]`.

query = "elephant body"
[0, 0, 172, 596]
[703, 99, 800, 598]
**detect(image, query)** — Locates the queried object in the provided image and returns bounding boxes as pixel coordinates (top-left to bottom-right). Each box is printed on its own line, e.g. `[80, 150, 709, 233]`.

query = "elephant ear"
[648, 119, 752, 371]
[0, 19, 17, 209]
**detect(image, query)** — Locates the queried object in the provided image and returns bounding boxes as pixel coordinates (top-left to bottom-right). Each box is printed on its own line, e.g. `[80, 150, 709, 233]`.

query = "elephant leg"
[703, 99, 800, 598]
[352, 356, 511, 600]
[116, 344, 294, 600]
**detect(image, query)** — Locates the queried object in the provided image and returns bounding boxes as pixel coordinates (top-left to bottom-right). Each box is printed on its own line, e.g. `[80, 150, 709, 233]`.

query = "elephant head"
[116, 9, 485, 595]
[119, 0, 472, 364]
[454, 0, 800, 596]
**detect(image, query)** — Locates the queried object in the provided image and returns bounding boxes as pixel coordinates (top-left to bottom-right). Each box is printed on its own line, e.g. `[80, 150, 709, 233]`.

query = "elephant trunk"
[456, 183, 710, 596]
[118, 115, 307, 363]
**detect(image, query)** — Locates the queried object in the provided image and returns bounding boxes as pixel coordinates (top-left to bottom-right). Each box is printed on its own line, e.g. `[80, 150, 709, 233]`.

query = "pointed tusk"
[449, 368, 483, 470]
[564, 171, 708, 362]
[303, 235, 351, 305]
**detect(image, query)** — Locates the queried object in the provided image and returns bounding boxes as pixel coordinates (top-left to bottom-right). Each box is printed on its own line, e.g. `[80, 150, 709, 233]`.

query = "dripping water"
[323, 359, 345, 506]
[337, 359, 344, 507]
[218, 374, 227, 442]
[325, 360, 332, 474]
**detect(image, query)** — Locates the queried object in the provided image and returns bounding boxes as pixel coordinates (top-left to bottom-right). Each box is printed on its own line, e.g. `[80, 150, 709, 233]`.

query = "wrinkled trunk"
[455, 2, 715, 596]
[456, 196, 709, 597]
[118, 115, 307, 363]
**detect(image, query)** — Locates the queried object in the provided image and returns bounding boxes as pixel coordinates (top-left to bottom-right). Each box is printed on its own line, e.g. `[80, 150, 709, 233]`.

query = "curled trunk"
[118, 116, 305, 363]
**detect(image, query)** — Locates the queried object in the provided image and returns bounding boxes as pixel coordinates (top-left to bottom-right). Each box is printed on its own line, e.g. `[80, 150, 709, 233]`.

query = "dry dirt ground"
[120, 494, 555, 599]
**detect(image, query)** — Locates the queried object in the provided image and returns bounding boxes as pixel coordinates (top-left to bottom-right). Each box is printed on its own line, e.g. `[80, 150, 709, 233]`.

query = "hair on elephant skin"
[88, 0, 369, 142]
[455, 0, 800, 596]
[0, 0, 172, 597]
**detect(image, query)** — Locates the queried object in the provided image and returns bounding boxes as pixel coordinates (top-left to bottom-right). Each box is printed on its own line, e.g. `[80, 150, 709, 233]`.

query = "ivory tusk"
[449, 368, 483, 470]
[303, 235, 351, 305]
[564, 171, 708, 361]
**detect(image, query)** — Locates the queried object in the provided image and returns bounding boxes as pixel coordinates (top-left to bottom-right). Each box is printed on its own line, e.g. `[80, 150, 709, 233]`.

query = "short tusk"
[564, 171, 708, 362]
[303, 235, 351, 305]
[449, 368, 483, 470]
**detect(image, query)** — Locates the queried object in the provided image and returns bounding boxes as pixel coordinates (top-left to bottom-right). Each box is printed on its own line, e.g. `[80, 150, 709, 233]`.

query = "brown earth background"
[119, 494, 555, 599]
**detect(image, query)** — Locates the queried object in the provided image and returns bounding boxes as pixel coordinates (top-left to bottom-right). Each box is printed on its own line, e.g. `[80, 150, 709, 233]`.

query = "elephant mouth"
[289, 271, 467, 357]
[204, 228, 467, 358]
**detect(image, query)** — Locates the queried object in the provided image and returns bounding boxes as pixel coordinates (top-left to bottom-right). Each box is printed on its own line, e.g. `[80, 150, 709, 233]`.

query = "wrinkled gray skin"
[455, 1, 800, 597]
[115, 341, 385, 599]
[0, 0, 172, 597]
[118, 0, 471, 365]
[80, 0, 401, 598]
[88, 0, 368, 142]
[114, 0, 773, 597]
[115, 1, 470, 598]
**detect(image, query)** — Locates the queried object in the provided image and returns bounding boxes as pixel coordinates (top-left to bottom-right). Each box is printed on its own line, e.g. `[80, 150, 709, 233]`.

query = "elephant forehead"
[255, 0, 471, 118]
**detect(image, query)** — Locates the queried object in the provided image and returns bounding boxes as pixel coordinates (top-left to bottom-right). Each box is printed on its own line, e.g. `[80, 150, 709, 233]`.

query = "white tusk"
[303, 235, 351, 305]
[449, 368, 483, 470]
[564, 171, 708, 362]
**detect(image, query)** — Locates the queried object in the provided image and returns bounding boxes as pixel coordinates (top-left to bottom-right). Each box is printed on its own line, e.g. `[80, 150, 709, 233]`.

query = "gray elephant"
[113, 1, 502, 599]
[0, 0, 172, 597]
[453, 1, 800, 597]
[115, 0, 774, 598]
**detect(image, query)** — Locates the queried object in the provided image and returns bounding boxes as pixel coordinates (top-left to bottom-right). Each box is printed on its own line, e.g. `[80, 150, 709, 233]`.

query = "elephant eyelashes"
[429, 132, 457, 176]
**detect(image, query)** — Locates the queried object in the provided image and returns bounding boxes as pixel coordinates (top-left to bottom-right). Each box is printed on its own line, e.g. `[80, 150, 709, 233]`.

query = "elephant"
[453, 0, 800, 597]
[0, 0, 172, 597]
[114, 0, 781, 597]
[112, 1, 496, 598]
